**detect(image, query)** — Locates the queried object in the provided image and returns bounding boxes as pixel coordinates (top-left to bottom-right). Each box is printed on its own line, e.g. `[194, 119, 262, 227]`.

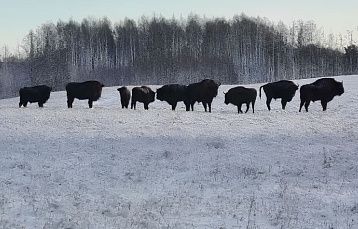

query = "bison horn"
[223, 92, 226, 95]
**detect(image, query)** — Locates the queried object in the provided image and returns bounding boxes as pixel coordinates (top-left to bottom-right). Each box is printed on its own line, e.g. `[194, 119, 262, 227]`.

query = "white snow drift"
[0, 75, 357, 228]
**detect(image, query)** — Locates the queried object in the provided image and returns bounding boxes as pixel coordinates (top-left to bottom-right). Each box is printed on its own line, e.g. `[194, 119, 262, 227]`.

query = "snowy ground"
[0, 75, 357, 228]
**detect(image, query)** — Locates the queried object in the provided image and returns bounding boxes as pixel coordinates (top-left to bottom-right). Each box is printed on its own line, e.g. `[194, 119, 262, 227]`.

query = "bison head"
[205, 79, 220, 98]
[149, 89, 156, 103]
[224, 92, 230, 105]
[336, 81, 344, 96]
[117, 86, 127, 93]
[156, 88, 164, 101]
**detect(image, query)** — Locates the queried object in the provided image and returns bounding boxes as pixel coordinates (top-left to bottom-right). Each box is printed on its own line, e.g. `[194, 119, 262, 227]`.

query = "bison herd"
[18, 78, 344, 113]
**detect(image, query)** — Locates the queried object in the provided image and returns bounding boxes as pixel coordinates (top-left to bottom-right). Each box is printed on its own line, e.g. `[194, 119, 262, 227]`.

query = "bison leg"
[38, 102, 44, 108]
[67, 97, 74, 108]
[123, 100, 129, 109]
[88, 100, 93, 108]
[208, 103, 212, 113]
[23, 101, 28, 107]
[144, 103, 149, 110]
[252, 101, 255, 113]
[281, 100, 287, 110]
[245, 103, 250, 113]
[190, 103, 194, 111]
[184, 101, 190, 111]
[299, 100, 305, 112]
[185, 103, 190, 111]
[19, 101, 23, 108]
[131, 101, 136, 109]
[238, 103, 243, 113]
[266, 97, 272, 111]
[171, 102, 177, 111]
[321, 100, 327, 111]
[304, 101, 310, 112]
[203, 103, 207, 112]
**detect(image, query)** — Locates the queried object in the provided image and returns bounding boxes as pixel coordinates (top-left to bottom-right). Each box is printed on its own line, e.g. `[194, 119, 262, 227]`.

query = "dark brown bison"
[299, 78, 344, 112]
[19, 85, 52, 108]
[156, 84, 187, 110]
[66, 80, 104, 108]
[131, 86, 155, 110]
[224, 86, 257, 113]
[259, 80, 299, 110]
[117, 86, 131, 109]
[185, 79, 220, 112]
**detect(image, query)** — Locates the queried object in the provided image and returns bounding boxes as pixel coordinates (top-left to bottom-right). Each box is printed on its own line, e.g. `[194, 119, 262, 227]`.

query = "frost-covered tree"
[0, 15, 357, 99]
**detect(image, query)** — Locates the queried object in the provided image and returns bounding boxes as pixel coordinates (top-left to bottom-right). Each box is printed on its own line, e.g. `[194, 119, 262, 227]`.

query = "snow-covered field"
[0, 75, 357, 228]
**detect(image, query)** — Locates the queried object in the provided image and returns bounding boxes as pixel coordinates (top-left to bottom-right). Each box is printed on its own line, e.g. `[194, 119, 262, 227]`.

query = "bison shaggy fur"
[185, 79, 220, 112]
[19, 85, 52, 108]
[117, 86, 131, 109]
[299, 78, 344, 112]
[156, 84, 187, 110]
[66, 80, 104, 108]
[259, 80, 298, 110]
[131, 86, 155, 110]
[224, 86, 257, 113]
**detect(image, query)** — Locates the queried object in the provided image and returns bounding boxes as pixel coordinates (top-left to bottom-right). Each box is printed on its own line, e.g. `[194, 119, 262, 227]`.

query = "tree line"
[0, 14, 357, 98]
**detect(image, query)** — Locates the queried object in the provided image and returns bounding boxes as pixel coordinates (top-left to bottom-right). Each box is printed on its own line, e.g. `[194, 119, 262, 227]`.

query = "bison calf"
[299, 78, 344, 112]
[156, 84, 187, 110]
[131, 86, 155, 110]
[19, 85, 52, 108]
[117, 86, 131, 109]
[259, 80, 298, 111]
[66, 80, 104, 108]
[224, 86, 257, 113]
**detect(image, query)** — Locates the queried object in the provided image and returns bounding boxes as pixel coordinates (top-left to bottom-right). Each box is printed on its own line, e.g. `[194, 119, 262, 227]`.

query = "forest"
[0, 14, 357, 98]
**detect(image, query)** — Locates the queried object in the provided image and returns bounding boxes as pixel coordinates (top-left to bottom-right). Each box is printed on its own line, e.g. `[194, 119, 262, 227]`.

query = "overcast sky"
[1, 0, 357, 51]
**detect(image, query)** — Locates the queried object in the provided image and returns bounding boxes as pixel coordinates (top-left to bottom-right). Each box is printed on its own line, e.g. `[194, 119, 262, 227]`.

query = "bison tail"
[259, 86, 263, 99]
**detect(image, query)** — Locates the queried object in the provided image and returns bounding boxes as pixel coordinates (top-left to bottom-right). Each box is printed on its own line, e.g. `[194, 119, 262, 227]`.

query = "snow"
[0, 75, 357, 228]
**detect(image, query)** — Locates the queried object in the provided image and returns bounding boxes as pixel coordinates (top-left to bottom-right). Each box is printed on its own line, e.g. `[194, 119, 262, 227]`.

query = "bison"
[299, 78, 344, 112]
[66, 80, 104, 108]
[131, 86, 155, 110]
[19, 85, 52, 108]
[117, 86, 131, 109]
[259, 80, 299, 110]
[224, 86, 257, 113]
[156, 84, 187, 110]
[185, 79, 220, 112]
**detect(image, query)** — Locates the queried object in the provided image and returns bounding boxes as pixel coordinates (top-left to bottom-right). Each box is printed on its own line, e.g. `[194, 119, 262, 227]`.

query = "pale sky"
[0, 0, 357, 52]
